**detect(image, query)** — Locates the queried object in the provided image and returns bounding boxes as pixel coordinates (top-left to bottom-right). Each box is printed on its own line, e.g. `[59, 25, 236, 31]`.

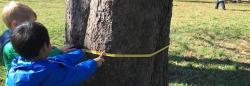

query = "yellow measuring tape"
[84, 45, 169, 57]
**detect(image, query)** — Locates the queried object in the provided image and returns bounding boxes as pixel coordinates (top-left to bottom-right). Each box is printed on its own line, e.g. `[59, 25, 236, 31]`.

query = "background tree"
[66, 0, 173, 86]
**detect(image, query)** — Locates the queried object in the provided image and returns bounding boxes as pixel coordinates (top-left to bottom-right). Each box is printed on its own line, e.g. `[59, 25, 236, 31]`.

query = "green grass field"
[169, 0, 250, 85]
[0, 0, 250, 86]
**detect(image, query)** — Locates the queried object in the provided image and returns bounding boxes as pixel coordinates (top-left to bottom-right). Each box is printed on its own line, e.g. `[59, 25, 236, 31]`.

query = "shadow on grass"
[168, 55, 250, 86]
[237, 1, 250, 4]
[193, 34, 250, 56]
[171, 55, 250, 70]
[194, 36, 238, 52]
[176, 0, 215, 3]
[176, 0, 250, 4]
[227, 9, 250, 12]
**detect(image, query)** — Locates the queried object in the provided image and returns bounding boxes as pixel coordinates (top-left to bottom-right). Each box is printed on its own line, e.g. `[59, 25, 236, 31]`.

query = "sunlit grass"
[170, 0, 250, 85]
[0, 0, 250, 85]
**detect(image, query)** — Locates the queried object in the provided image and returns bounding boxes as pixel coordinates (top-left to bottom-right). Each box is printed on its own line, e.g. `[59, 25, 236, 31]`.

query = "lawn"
[169, 0, 250, 85]
[0, 0, 250, 86]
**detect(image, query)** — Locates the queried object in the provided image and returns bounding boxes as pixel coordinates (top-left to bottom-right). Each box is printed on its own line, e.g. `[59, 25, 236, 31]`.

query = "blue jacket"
[6, 49, 97, 86]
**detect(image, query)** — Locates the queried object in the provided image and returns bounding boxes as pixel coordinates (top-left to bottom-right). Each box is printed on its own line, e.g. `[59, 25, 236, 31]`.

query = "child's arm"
[73, 53, 105, 82]
[48, 49, 86, 66]
[2, 42, 18, 71]
[48, 53, 105, 85]
[64, 53, 105, 85]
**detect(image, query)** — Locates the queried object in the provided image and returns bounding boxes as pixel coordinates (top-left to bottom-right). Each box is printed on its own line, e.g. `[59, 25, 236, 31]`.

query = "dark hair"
[10, 21, 50, 59]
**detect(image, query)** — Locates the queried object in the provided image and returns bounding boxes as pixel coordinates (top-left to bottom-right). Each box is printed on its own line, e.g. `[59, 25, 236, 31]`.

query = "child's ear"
[10, 20, 17, 29]
[48, 43, 51, 49]
[44, 42, 51, 50]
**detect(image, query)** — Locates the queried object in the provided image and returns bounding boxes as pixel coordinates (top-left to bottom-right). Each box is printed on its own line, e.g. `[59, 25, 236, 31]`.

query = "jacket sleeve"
[48, 59, 97, 86]
[69, 59, 97, 85]
[48, 49, 87, 66]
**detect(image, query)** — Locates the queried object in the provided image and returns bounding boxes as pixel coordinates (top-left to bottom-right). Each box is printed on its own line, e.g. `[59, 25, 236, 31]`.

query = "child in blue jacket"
[6, 21, 105, 86]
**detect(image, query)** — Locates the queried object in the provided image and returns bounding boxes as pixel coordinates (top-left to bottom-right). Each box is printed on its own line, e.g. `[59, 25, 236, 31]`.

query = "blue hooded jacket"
[6, 49, 97, 86]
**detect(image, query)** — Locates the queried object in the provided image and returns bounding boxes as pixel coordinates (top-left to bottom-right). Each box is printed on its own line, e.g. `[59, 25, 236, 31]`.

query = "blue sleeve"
[48, 49, 86, 66]
[47, 59, 97, 86]
[69, 59, 97, 84]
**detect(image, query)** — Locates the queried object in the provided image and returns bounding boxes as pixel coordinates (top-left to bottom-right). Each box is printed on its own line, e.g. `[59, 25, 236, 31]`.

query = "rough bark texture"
[66, 0, 172, 86]
[65, 0, 90, 48]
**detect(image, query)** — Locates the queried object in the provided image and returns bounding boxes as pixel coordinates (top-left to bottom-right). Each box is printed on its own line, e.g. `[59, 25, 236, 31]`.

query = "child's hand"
[93, 52, 105, 67]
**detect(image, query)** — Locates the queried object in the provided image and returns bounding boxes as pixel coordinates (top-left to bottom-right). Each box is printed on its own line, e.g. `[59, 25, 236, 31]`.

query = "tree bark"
[66, 0, 172, 86]
[65, 0, 90, 48]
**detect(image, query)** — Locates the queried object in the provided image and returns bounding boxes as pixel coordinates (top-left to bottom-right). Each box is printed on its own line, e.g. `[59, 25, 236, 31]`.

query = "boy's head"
[2, 1, 37, 29]
[11, 22, 51, 60]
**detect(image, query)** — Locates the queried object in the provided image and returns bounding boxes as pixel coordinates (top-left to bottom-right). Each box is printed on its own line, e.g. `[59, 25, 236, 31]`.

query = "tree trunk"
[66, 0, 172, 86]
[65, 0, 90, 48]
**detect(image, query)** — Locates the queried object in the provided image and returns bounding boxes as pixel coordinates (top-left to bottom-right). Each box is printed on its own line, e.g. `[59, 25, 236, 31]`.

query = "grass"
[169, 0, 250, 85]
[0, 0, 249, 86]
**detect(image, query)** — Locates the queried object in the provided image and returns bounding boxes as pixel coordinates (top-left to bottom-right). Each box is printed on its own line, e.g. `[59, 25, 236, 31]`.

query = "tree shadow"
[176, 0, 250, 4]
[240, 4, 250, 6]
[227, 9, 250, 12]
[193, 32, 250, 56]
[238, 1, 250, 4]
[24, 0, 38, 2]
[168, 55, 250, 86]
[176, 0, 215, 3]
[170, 55, 250, 70]
[194, 36, 238, 53]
